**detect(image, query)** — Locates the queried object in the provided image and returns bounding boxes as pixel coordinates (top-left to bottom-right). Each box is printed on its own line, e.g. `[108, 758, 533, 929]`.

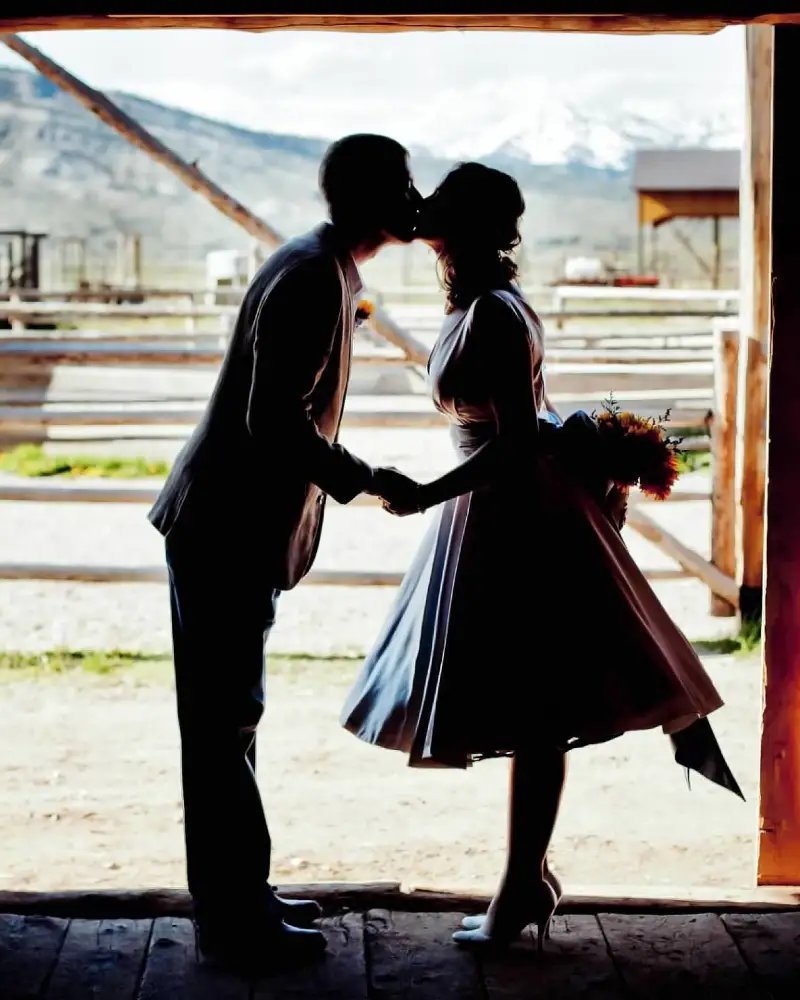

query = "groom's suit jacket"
[148, 223, 374, 590]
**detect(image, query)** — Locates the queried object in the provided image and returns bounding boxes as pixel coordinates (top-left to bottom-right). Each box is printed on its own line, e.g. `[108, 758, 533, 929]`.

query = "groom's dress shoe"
[272, 893, 323, 928]
[269, 884, 322, 927]
[196, 917, 326, 975]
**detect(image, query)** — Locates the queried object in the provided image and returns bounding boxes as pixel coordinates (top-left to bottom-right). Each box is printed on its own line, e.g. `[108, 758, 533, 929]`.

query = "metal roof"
[632, 149, 740, 192]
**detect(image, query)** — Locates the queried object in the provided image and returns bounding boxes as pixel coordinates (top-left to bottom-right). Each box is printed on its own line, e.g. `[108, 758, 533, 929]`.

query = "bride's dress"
[341, 285, 741, 795]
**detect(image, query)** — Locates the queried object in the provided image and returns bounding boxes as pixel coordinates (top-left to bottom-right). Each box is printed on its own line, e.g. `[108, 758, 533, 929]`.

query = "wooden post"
[637, 222, 644, 275]
[132, 234, 142, 289]
[712, 216, 721, 288]
[114, 232, 127, 288]
[709, 324, 739, 616]
[739, 25, 774, 625]
[77, 238, 87, 287]
[650, 224, 659, 276]
[759, 24, 800, 886]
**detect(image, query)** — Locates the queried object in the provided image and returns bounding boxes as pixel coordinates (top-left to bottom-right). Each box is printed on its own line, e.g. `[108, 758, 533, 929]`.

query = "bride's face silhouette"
[414, 193, 445, 250]
[380, 168, 424, 245]
[416, 163, 524, 258]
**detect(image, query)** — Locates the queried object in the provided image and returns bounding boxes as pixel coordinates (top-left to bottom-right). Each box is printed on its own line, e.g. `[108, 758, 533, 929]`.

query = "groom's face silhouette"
[379, 157, 423, 245]
[320, 134, 422, 245]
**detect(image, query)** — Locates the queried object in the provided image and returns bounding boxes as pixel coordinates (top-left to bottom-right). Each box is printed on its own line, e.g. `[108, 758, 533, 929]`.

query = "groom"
[148, 134, 421, 973]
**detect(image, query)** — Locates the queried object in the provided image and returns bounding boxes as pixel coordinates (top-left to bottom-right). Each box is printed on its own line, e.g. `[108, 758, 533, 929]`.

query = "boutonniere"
[355, 299, 374, 326]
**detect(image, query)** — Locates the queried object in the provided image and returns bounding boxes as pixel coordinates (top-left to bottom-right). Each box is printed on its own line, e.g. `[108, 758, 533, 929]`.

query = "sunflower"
[593, 394, 683, 501]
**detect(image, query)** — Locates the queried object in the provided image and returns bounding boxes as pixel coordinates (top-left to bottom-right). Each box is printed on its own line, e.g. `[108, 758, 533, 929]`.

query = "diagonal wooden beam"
[626, 505, 739, 607]
[1, 33, 282, 248]
[0, 33, 430, 366]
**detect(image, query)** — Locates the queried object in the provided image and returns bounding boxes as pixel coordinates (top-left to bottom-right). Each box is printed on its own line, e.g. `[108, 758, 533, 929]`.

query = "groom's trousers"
[165, 523, 280, 913]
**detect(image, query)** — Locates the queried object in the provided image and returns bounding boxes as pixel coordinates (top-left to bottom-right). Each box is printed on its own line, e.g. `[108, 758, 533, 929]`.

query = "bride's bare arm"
[415, 295, 540, 511]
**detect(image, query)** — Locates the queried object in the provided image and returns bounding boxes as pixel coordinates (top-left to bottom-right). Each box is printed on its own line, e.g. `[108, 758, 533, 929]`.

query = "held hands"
[369, 466, 423, 517]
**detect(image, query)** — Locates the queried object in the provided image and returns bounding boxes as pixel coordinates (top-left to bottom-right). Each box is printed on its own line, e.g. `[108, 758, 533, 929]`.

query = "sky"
[0, 27, 745, 155]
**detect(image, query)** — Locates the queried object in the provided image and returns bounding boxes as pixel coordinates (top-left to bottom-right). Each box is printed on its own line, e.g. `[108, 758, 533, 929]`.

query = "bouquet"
[593, 394, 682, 502]
[552, 395, 683, 533]
[591, 395, 683, 530]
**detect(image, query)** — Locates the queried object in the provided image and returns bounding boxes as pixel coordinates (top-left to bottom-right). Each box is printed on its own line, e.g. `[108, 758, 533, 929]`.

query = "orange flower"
[640, 451, 680, 500]
[593, 394, 683, 501]
[355, 299, 374, 323]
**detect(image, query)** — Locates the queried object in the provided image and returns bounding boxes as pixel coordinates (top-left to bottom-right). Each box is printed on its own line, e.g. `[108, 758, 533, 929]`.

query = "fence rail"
[0, 479, 711, 506]
[0, 290, 737, 608]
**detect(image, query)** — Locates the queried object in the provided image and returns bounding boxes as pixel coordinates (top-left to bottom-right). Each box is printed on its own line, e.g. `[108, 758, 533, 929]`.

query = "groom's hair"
[320, 133, 411, 238]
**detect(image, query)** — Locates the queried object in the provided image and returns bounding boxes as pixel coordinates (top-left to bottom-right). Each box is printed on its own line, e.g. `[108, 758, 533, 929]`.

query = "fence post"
[8, 293, 24, 332]
[710, 322, 739, 616]
[554, 287, 565, 330]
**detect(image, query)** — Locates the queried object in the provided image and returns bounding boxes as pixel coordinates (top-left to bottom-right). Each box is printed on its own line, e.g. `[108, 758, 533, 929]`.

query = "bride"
[340, 162, 741, 950]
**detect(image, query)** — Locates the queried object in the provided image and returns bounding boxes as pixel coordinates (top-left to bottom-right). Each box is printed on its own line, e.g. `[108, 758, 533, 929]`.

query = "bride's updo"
[418, 162, 525, 313]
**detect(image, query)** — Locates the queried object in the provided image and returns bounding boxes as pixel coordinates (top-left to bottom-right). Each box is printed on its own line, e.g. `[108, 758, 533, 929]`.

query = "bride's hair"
[420, 162, 525, 313]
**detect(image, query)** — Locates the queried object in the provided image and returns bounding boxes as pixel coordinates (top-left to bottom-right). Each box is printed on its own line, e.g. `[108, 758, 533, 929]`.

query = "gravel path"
[0, 651, 758, 893]
[0, 432, 750, 894]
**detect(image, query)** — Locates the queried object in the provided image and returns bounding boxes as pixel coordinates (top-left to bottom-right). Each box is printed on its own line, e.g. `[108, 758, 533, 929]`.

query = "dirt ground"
[0, 438, 757, 896]
[0, 651, 759, 896]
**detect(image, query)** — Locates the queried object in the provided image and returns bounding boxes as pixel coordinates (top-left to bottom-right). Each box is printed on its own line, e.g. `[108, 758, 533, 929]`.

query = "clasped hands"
[368, 467, 423, 517]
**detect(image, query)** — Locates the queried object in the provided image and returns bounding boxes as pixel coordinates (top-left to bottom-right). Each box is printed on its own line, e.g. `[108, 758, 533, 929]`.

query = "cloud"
[0, 27, 744, 149]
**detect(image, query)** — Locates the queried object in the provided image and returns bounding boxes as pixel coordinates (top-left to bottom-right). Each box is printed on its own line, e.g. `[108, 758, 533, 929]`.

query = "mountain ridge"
[0, 65, 735, 284]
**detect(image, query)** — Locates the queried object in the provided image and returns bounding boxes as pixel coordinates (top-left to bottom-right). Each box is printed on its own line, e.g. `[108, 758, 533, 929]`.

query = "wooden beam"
[0, 339, 716, 364]
[0, 300, 234, 319]
[0, 35, 281, 249]
[2, 15, 800, 34]
[710, 325, 739, 616]
[0, 562, 686, 586]
[0, 298, 735, 324]
[0, 884, 798, 921]
[0, 405, 448, 431]
[759, 24, 800, 887]
[625, 506, 739, 607]
[0, 35, 430, 369]
[0, 480, 709, 506]
[738, 26, 774, 624]
[0, 341, 407, 369]
[670, 224, 714, 279]
[640, 191, 740, 227]
[0, 481, 379, 506]
[0, 564, 405, 585]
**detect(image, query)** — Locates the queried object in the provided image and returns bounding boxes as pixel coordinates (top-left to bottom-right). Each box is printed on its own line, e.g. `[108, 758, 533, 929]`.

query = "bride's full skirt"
[341, 457, 725, 771]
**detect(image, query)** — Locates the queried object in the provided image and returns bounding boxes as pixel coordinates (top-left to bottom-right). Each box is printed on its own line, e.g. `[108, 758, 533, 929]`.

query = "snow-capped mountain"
[424, 95, 742, 170]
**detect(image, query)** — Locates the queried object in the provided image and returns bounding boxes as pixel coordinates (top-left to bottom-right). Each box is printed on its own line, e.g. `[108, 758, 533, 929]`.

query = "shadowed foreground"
[1, 906, 799, 998]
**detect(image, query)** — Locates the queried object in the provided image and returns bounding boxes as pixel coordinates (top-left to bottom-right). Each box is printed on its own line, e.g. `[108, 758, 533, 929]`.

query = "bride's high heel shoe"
[452, 880, 558, 952]
[459, 861, 562, 935]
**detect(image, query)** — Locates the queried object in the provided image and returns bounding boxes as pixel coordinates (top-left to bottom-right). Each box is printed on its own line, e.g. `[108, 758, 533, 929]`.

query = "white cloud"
[0, 27, 744, 153]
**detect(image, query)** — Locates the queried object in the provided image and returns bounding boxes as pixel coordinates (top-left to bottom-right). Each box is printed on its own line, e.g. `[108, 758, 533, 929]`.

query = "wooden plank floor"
[1, 909, 798, 999]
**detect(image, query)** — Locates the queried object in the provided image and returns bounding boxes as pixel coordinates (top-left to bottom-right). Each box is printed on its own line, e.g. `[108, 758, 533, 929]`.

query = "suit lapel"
[333, 255, 354, 438]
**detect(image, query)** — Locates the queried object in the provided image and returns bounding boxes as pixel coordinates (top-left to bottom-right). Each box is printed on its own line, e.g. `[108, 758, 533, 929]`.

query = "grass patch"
[694, 618, 762, 657]
[0, 444, 170, 479]
[677, 450, 711, 475]
[0, 648, 166, 676]
[0, 649, 364, 685]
